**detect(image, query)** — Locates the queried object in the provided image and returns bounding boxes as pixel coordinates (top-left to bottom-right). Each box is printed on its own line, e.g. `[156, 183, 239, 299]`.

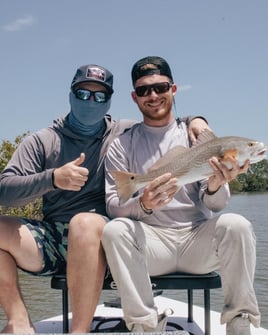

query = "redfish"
[110, 130, 267, 203]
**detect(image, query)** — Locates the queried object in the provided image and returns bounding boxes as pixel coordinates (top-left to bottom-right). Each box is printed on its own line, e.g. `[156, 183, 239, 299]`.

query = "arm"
[0, 134, 55, 206]
[199, 156, 250, 212]
[105, 138, 147, 219]
[0, 133, 89, 207]
[200, 179, 230, 212]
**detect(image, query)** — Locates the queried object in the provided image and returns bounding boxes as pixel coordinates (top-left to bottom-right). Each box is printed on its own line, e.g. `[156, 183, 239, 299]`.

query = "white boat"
[34, 295, 268, 334]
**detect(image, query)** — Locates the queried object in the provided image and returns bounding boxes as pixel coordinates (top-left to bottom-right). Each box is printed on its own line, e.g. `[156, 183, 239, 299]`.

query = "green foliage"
[0, 133, 29, 173]
[229, 159, 268, 193]
[0, 199, 43, 220]
[0, 133, 43, 219]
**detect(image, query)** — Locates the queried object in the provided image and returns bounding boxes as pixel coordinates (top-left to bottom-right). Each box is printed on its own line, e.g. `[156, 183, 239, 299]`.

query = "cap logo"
[140, 64, 158, 71]
[86, 66, 106, 81]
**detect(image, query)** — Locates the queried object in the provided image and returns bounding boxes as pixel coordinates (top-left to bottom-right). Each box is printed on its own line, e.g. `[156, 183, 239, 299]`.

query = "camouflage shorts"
[19, 218, 69, 276]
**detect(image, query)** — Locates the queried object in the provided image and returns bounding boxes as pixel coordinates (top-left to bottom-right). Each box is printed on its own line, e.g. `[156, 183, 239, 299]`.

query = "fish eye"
[248, 142, 254, 147]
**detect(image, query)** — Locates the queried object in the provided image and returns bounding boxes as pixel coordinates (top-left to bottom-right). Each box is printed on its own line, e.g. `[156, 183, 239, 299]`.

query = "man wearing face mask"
[0, 63, 210, 334]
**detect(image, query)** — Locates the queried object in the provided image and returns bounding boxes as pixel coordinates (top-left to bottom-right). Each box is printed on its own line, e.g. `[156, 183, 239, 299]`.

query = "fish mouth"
[258, 147, 267, 156]
[249, 145, 267, 164]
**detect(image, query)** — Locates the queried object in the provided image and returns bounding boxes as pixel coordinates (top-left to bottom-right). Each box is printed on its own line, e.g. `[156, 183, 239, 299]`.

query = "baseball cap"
[71, 64, 114, 94]
[131, 56, 174, 86]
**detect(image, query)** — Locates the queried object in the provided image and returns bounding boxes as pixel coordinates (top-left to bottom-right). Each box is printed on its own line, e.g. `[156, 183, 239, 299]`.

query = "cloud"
[3, 15, 35, 32]
[179, 84, 192, 92]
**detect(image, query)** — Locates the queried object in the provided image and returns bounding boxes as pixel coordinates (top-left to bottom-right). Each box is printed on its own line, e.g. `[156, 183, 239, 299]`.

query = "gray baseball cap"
[71, 64, 114, 94]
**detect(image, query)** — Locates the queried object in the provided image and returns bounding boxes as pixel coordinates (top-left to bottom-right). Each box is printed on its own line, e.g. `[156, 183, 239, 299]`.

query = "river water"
[0, 193, 267, 330]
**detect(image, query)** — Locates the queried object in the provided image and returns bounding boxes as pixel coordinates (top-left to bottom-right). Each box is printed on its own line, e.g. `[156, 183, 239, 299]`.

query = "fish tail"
[110, 170, 139, 203]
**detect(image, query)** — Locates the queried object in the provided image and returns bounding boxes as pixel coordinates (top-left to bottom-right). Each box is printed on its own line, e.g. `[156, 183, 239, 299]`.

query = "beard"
[137, 97, 174, 122]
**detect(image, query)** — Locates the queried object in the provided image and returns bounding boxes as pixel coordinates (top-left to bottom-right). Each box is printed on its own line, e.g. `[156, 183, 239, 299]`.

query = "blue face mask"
[69, 91, 111, 126]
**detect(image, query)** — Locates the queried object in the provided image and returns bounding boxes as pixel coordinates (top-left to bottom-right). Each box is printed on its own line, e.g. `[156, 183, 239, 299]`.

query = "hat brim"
[72, 79, 113, 94]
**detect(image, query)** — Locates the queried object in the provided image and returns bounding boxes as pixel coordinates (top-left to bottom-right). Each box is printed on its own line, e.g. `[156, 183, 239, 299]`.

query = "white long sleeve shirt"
[105, 118, 230, 228]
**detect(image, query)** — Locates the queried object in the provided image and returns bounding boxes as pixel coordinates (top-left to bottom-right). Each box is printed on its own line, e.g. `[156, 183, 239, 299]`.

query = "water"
[0, 193, 267, 330]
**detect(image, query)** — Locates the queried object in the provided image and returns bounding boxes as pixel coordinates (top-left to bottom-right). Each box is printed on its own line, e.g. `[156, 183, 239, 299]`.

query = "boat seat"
[51, 271, 221, 335]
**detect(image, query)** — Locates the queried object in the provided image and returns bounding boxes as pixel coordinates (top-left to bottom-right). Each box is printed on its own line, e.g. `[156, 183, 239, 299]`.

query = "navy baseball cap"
[131, 56, 174, 86]
[71, 64, 114, 94]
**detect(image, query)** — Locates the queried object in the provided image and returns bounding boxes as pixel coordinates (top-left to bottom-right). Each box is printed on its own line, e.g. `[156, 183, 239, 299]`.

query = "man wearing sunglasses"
[102, 56, 260, 334]
[0, 63, 209, 334]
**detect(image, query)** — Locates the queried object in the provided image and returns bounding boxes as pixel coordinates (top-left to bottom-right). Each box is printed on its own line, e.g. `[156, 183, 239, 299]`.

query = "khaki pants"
[102, 213, 260, 330]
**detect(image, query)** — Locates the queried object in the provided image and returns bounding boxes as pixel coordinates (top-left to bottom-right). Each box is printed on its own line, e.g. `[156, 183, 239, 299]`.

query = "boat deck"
[34, 296, 267, 334]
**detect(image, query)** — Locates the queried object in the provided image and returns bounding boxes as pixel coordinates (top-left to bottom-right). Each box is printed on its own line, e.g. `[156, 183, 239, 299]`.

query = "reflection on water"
[0, 193, 267, 330]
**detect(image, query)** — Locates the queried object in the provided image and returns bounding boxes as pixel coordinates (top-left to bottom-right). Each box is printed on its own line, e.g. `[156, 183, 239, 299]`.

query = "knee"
[69, 213, 106, 242]
[217, 213, 254, 241]
[102, 218, 132, 247]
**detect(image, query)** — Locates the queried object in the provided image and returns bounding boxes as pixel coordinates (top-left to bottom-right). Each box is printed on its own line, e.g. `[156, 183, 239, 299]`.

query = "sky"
[0, 0, 267, 147]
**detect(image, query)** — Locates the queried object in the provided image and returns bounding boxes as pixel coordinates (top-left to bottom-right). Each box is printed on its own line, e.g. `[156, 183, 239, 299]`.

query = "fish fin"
[110, 170, 139, 204]
[148, 146, 188, 172]
[221, 149, 239, 161]
[192, 129, 217, 147]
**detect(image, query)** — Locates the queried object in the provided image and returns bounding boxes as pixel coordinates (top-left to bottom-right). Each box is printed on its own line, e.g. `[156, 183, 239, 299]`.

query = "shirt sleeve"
[0, 133, 55, 207]
[105, 137, 148, 219]
[180, 115, 208, 127]
[199, 179, 230, 212]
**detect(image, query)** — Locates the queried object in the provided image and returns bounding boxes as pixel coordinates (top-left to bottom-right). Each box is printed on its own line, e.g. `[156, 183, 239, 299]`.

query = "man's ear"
[172, 84, 177, 96]
[131, 91, 138, 103]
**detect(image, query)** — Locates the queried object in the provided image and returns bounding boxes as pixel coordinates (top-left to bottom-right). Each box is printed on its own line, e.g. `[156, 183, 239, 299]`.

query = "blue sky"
[0, 0, 267, 148]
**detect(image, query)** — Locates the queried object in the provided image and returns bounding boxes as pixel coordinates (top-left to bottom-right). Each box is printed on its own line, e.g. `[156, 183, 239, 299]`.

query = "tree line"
[0, 134, 268, 219]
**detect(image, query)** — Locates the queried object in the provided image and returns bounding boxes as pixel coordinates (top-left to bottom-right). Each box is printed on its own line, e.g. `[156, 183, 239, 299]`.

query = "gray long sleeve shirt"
[0, 114, 135, 222]
[105, 119, 230, 228]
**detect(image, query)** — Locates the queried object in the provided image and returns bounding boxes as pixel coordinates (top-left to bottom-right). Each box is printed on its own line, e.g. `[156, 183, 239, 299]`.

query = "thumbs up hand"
[53, 153, 89, 191]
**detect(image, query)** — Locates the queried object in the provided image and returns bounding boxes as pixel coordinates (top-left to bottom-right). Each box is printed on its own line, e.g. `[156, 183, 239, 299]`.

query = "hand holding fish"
[207, 157, 250, 194]
[140, 173, 178, 211]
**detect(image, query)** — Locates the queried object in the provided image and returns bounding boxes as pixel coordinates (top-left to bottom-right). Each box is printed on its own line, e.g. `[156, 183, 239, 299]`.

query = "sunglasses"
[74, 88, 111, 103]
[135, 82, 172, 97]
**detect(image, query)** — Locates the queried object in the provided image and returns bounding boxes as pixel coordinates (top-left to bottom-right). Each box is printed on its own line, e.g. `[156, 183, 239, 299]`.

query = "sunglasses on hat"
[74, 88, 111, 103]
[135, 82, 172, 97]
